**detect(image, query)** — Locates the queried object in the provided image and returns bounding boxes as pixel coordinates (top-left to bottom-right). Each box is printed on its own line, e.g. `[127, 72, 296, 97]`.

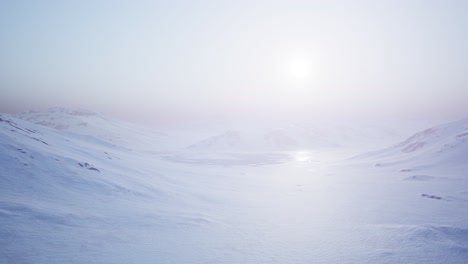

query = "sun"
[288, 59, 311, 81]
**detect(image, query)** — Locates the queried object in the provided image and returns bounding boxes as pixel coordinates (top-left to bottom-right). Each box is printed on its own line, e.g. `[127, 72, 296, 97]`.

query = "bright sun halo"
[288, 59, 310, 81]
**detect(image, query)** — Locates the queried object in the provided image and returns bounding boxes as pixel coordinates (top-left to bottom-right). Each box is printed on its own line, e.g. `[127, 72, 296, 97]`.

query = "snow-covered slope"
[13, 107, 172, 151]
[14, 107, 104, 130]
[0, 113, 224, 262]
[2, 110, 467, 263]
[0, 112, 205, 209]
[356, 118, 468, 170]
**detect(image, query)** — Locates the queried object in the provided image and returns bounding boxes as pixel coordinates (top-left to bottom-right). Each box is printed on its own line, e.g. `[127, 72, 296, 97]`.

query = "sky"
[1, 0, 468, 125]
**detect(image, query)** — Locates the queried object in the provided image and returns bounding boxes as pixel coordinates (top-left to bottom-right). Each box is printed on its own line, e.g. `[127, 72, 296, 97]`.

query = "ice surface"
[1, 110, 467, 263]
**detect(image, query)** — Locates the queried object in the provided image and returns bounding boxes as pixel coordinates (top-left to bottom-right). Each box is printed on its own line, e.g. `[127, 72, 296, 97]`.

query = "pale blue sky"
[1, 0, 468, 124]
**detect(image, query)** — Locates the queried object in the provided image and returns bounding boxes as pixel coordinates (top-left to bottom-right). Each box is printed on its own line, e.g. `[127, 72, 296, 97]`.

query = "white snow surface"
[1, 109, 468, 263]
[355, 117, 468, 170]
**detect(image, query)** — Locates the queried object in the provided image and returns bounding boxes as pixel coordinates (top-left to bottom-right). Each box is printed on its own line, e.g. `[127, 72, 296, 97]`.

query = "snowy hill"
[355, 118, 468, 170]
[0, 113, 196, 208]
[185, 122, 408, 152]
[13, 107, 173, 151]
[187, 130, 243, 151]
[14, 107, 104, 130]
[0, 112, 225, 262]
[186, 128, 299, 152]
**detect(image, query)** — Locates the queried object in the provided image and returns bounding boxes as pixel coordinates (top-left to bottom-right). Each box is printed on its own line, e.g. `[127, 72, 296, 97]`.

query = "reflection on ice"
[159, 151, 292, 166]
[292, 151, 313, 162]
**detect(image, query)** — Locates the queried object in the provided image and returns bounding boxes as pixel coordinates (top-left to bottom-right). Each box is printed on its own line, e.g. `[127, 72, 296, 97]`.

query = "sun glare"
[288, 59, 310, 81]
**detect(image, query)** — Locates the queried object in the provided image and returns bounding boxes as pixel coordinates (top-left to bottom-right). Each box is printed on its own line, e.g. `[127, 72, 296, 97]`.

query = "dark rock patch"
[422, 193, 442, 200]
[78, 162, 100, 173]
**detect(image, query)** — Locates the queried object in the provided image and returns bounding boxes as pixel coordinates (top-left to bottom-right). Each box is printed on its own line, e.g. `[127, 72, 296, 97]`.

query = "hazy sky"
[1, 0, 467, 125]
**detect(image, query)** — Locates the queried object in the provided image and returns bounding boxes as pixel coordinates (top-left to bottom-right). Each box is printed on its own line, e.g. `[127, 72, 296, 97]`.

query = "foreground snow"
[1, 110, 467, 263]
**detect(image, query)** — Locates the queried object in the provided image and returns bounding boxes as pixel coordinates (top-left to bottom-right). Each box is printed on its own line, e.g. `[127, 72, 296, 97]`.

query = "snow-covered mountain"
[0, 111, 224, 263]
[185, 128, 299, 152]
[185, 122, 412, 152]
[187, 130, 243, 151]
[0, 112, 192, 205]
[14, 107, 104, 130]
[14, 108, 433, 154]
[13, 107, 171, 151]
[355, 118, 468, 170]
[2, 109, 468, 263]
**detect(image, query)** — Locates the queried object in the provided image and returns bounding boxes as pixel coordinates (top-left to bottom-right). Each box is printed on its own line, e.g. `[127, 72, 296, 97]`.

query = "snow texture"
[1, 109, 467, 263]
